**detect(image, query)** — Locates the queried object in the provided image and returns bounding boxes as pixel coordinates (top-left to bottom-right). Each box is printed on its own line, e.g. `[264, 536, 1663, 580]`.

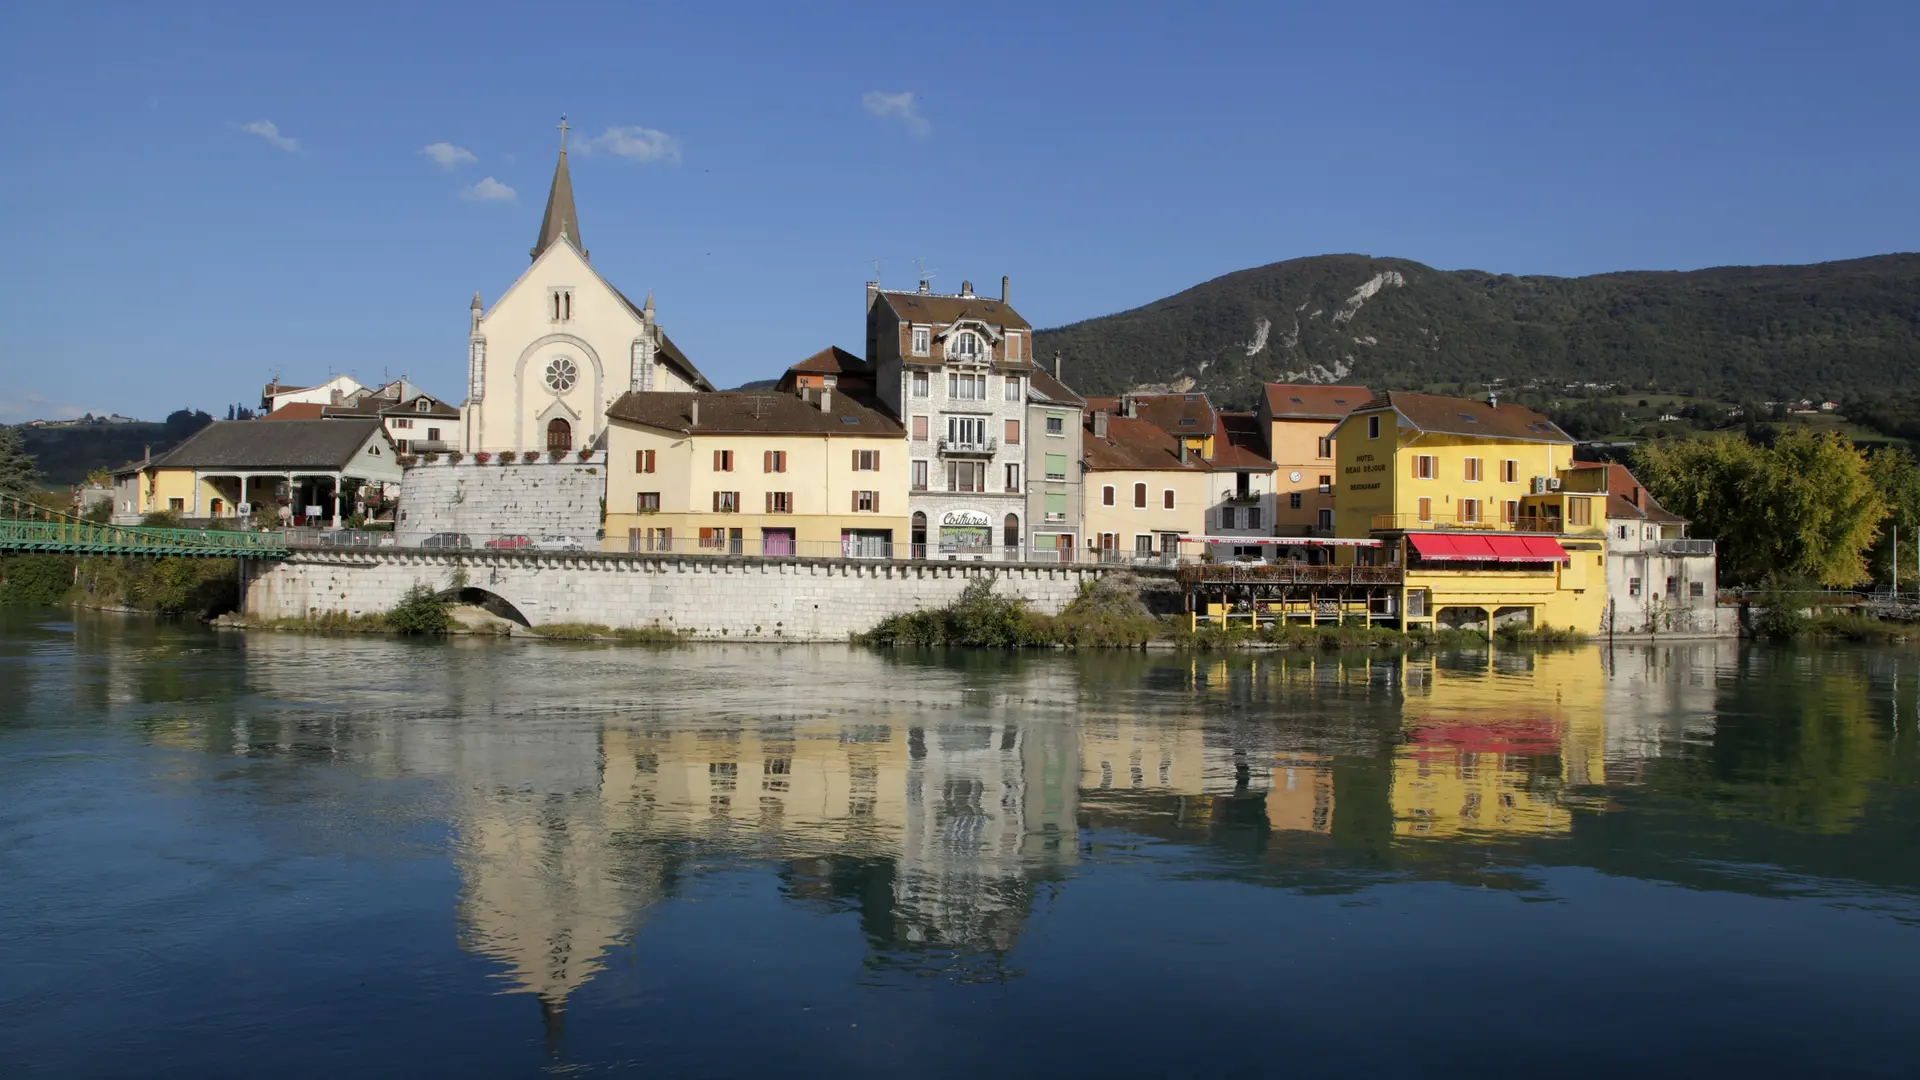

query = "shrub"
[81, 501, 112, 524]
[0, 554, 76, 606]
[860, 577, 1043, 647]
[1754, 573, 1813, 641]
[140, 510, 182, 528]
[1041, 576, 1159, 646]
[387, 583, 452, 635]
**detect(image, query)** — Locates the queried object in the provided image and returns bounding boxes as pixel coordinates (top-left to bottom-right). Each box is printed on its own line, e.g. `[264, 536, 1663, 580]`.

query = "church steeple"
[531, 115, 586, 263]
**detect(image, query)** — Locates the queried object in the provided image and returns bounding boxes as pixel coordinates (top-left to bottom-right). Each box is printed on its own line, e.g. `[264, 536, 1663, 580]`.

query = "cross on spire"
[557, 114, 570, 152]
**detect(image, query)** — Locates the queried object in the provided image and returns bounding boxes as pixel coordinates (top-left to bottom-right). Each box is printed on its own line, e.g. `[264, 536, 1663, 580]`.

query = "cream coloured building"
[603, 387, 908, 557]
[462, 129, 712, 457]
[1080, 409, 1209, 562]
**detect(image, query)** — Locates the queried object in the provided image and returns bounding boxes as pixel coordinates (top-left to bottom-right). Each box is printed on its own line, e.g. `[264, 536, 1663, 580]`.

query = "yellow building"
[1329, 391, 1607, 633]
[1257, 382, 1371, 537]
[1392, 648, 1607, 839]
[1079, 409, 1209, 561]
[603, 387, 908, 557]
[107, 417, 401, 526]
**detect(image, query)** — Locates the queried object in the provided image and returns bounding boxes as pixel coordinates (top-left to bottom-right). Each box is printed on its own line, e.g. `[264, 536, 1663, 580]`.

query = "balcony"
[1221, 489, 1263, 505]
[937, 436, 998, 457]
[1655, 538, 1715, 556]
[1369, 513, 1606, 536]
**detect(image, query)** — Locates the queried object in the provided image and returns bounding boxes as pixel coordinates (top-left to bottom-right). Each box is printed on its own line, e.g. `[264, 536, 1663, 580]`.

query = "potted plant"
[397, 454, 418, 467]
[576, 448, 594, 462]
[421, 451, 441, 464]
[498, 450, 518, 464]
[474, 451, 492, 464]
[446, 451, 464, 464]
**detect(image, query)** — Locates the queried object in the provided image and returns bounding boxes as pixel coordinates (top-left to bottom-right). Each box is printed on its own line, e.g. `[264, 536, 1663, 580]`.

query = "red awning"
[1518, 535, 1570, 562]
[1409, 533, 1570, 563]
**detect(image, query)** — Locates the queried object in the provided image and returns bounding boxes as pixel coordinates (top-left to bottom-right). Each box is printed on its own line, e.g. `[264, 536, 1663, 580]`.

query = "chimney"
[820, 387, 832, 413]
[1179, 441, 1189, 465]
[800, 385, 811, 403]
[1487, 391, 1498, 408]
[1122, 395, 1137, 419]
[1001, 275, 1009, 303]
[960, 280, 974, 298]
[1053, 350, 1062, 382]
[1093, 411, 1109, 440]
[918, 279, 930, 294]
[690, 399, 700, 428]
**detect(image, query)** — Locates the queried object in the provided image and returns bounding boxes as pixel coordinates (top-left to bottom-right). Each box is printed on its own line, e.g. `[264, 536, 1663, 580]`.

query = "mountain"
[16, 410, 213, 487]
[1031, 254, 1920, 407]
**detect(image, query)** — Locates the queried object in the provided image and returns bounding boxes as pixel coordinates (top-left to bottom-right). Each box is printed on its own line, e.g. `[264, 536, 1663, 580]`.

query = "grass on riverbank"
[526, 622, 687, 644]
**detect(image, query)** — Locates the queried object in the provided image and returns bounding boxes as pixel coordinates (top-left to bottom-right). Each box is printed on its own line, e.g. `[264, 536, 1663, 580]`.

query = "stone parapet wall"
[243, 551, 1116, 641]
[397, 458, 604, 544]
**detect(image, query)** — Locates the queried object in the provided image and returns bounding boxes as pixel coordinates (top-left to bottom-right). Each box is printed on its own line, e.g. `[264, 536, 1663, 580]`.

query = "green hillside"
[1031, 253, 1920, 407]
[15, 410, 212, 487]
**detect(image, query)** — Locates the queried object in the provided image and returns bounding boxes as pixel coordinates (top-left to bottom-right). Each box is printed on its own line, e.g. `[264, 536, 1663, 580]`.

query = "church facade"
[462, 135, 712, 456]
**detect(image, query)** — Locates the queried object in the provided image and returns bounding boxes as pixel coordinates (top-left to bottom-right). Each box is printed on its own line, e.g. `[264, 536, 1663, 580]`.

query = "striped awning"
[1408, 533, 1568, 563]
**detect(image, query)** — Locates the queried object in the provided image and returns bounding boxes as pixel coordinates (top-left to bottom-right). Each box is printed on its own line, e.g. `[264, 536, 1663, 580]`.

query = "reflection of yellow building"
[1391, 649, 1606, 839]
[1078, 713, 1333, 834]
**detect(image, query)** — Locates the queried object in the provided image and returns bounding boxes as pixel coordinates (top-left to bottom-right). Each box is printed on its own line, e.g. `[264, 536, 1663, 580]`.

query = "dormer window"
[911, 326, 930, 356]
[416, 399, 431, 413]
[951, 330, 983, 361]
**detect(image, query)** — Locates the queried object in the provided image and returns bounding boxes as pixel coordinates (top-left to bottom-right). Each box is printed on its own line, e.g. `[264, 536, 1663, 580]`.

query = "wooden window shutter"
[873, 450, 880, 470]
[852, 449, 859, 470]
[851, 489, 858, 512]
[873, 491, 879, 513]
[1411, 455, 1420, 478]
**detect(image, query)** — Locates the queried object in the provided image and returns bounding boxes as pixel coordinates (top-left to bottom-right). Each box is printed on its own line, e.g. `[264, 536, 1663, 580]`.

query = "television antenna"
[912, 257, 937, 287]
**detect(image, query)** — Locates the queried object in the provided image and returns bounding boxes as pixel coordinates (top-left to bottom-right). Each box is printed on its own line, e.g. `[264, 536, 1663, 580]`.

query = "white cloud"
[241, 120, 300, 152]
[862, 91, 929, 137]
[578, 125, 683, 164]
[462, 176, 517, 202]
[420, 141, 477, 169]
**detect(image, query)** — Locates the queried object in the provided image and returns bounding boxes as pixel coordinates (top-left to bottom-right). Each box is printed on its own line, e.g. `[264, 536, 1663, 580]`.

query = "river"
[2, 609, 1918, 1077]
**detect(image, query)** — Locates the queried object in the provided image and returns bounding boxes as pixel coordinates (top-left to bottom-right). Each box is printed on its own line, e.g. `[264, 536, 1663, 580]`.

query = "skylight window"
[839, 416, 859, 424]
[1290, 396, 1304, 404]
[1459, 414, 1479, 423]
[1179, 418, 1197, 426]
[1334, 398, 1347, 405]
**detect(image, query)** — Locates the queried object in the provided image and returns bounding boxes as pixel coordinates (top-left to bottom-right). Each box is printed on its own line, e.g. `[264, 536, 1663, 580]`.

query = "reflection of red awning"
[1409, 533, 1569, 563]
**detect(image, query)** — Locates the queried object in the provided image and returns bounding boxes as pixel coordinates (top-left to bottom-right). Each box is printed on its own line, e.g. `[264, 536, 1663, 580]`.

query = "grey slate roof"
[532, 149, 585, 261]
[607, 391, 902, 437]
[155, 418, 387, 470]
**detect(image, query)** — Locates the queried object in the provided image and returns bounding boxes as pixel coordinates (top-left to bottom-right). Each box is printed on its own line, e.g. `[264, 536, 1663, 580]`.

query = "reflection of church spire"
[540, 994, 566, 1059]
[532, 114, 586, 263]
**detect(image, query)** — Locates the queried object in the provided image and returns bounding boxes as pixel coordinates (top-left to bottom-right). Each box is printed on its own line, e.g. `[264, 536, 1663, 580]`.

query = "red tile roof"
[1211, 412, 1276, 471]
[1359, 391, 1573, 443]
[1262, 383, 1372, 420]
[1083, 413, 1208, 473]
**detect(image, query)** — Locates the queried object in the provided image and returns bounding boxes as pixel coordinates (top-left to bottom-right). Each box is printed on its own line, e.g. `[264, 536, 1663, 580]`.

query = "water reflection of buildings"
[1392, 650, 1608, 839]
[148, 631, 1809, 1024]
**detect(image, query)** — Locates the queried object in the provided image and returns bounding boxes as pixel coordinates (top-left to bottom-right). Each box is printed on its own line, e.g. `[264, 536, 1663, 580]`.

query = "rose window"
[544, 357, 578, 393]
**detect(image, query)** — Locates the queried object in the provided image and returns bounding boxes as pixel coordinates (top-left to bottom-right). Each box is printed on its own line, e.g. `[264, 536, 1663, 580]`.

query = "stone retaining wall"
[242, 551, 1115, 641]
[396, 458, 604, 545]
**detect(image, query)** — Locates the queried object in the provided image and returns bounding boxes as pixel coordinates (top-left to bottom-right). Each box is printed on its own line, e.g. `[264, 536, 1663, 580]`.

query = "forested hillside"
[1032, 254, 1920, 407]
[16, 410, 213, 486]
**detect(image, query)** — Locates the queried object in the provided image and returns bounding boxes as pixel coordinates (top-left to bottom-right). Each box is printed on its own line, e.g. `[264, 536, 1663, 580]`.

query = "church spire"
[531, 115, 586, 263]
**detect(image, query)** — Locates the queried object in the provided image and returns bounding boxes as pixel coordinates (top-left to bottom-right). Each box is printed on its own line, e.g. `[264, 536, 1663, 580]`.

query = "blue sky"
[3, 1, 1917, 422]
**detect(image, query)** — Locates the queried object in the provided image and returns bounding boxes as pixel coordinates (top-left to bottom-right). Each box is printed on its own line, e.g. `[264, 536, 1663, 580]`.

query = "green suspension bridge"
[0, 494, 289, 558]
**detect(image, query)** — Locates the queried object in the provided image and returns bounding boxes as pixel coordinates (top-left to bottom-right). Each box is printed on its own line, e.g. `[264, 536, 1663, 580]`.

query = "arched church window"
[547, 419, 573, 456]
[545, 357, 578, 393]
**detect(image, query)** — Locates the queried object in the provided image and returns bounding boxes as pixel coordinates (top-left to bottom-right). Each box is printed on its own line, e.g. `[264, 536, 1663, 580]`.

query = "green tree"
[1634, 429, 1886, 587]
[0, 426, 41, 495]
[1867, 446, 1920, 586]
